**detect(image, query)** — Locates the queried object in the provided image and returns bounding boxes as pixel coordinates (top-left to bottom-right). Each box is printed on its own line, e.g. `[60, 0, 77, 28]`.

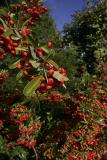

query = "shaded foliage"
[0, 0, 20, 7]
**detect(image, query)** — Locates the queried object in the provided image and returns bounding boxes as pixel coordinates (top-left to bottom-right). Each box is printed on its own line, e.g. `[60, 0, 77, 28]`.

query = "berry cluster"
[0, 104, 41, 149]
[0, 0, 68, 97]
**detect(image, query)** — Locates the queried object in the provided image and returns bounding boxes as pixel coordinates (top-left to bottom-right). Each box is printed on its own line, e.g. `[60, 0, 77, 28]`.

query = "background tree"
[63, 0, 107, 73]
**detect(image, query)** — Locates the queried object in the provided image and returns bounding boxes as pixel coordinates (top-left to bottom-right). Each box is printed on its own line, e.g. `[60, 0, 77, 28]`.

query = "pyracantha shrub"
[0, 0, 69, 159]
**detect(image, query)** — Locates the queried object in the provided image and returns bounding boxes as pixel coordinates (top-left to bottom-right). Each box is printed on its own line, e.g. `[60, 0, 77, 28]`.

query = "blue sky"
[45, 0, 84, 30]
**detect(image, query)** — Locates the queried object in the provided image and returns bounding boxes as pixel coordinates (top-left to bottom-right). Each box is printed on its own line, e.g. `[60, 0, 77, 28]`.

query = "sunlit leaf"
[0, 18, 7, 28]
[23, 75, 42, 97]
[14, 29, 22, 39]
[16, 47, 28, 51]
[11, 35, 21, 41]
[41, 46, 49, 54]
[53, 71, 69, 82]
[30, 46, 37, 60]
[47, 59, 59, 68]
[29, 60, 40, 68]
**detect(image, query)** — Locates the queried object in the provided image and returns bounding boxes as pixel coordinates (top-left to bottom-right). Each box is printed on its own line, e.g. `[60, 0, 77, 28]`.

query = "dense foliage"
[0, 0, 107, 160]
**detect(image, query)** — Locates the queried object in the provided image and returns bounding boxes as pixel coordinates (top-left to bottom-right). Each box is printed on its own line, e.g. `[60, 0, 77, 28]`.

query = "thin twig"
[33, 147, 38, 160]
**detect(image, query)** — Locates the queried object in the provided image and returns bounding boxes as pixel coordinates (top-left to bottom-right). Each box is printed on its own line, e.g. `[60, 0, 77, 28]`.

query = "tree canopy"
[63, 0, 107, 73]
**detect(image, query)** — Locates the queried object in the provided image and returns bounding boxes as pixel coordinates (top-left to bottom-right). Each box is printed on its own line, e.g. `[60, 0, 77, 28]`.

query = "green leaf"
[8, 59, 20, 69]
[29, 60, 40, 68]
[41, 45, 49, 54]
[46, 59, 59, 68]
[11, 35, 21, 41]
[53, 71, 69, 82]
[14, 29, 22, 38]
[30, 46, 37, 60]
[23, 75, 42, 97]
[16, 47, 28, 51]
[43, 49, 55, 61]
[16, 70, 24, 81]
[0, 18, 7, 28]
[3, 29, 13, 37]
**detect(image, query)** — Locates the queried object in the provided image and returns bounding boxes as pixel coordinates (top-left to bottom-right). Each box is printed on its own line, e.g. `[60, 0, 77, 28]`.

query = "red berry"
[7, 44, 12, 50]
[46, 85, 52, 90]
[0, 41, 4, 45]
[24, 4, 29, 10]
[37, 48, 43, 57]
[44, 62, 50, 67]
[49, 69, 54, 76]
[23, 70, 28, 76]
[3, 29, 7, 33]
[17, 4, 21, 9]
[11, 50, 16, 55]
[12, 43, 18, 47]
[59, 81, 64, 86]
[24, 63, 29, 67]
[20, 30, 26, 36]
[9, 20, 14, 25]
[21, 52, 28, 57]
[47, 78, 54, 85]
[47, 41, 52, 48]
[61, 68, 66, 73]
[17, 64, 22, 70]
[40, 83, 46, 88]
[5, 36, 11, 41]
[30, 76, 35, 80]
[44, 7, 48, 11]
